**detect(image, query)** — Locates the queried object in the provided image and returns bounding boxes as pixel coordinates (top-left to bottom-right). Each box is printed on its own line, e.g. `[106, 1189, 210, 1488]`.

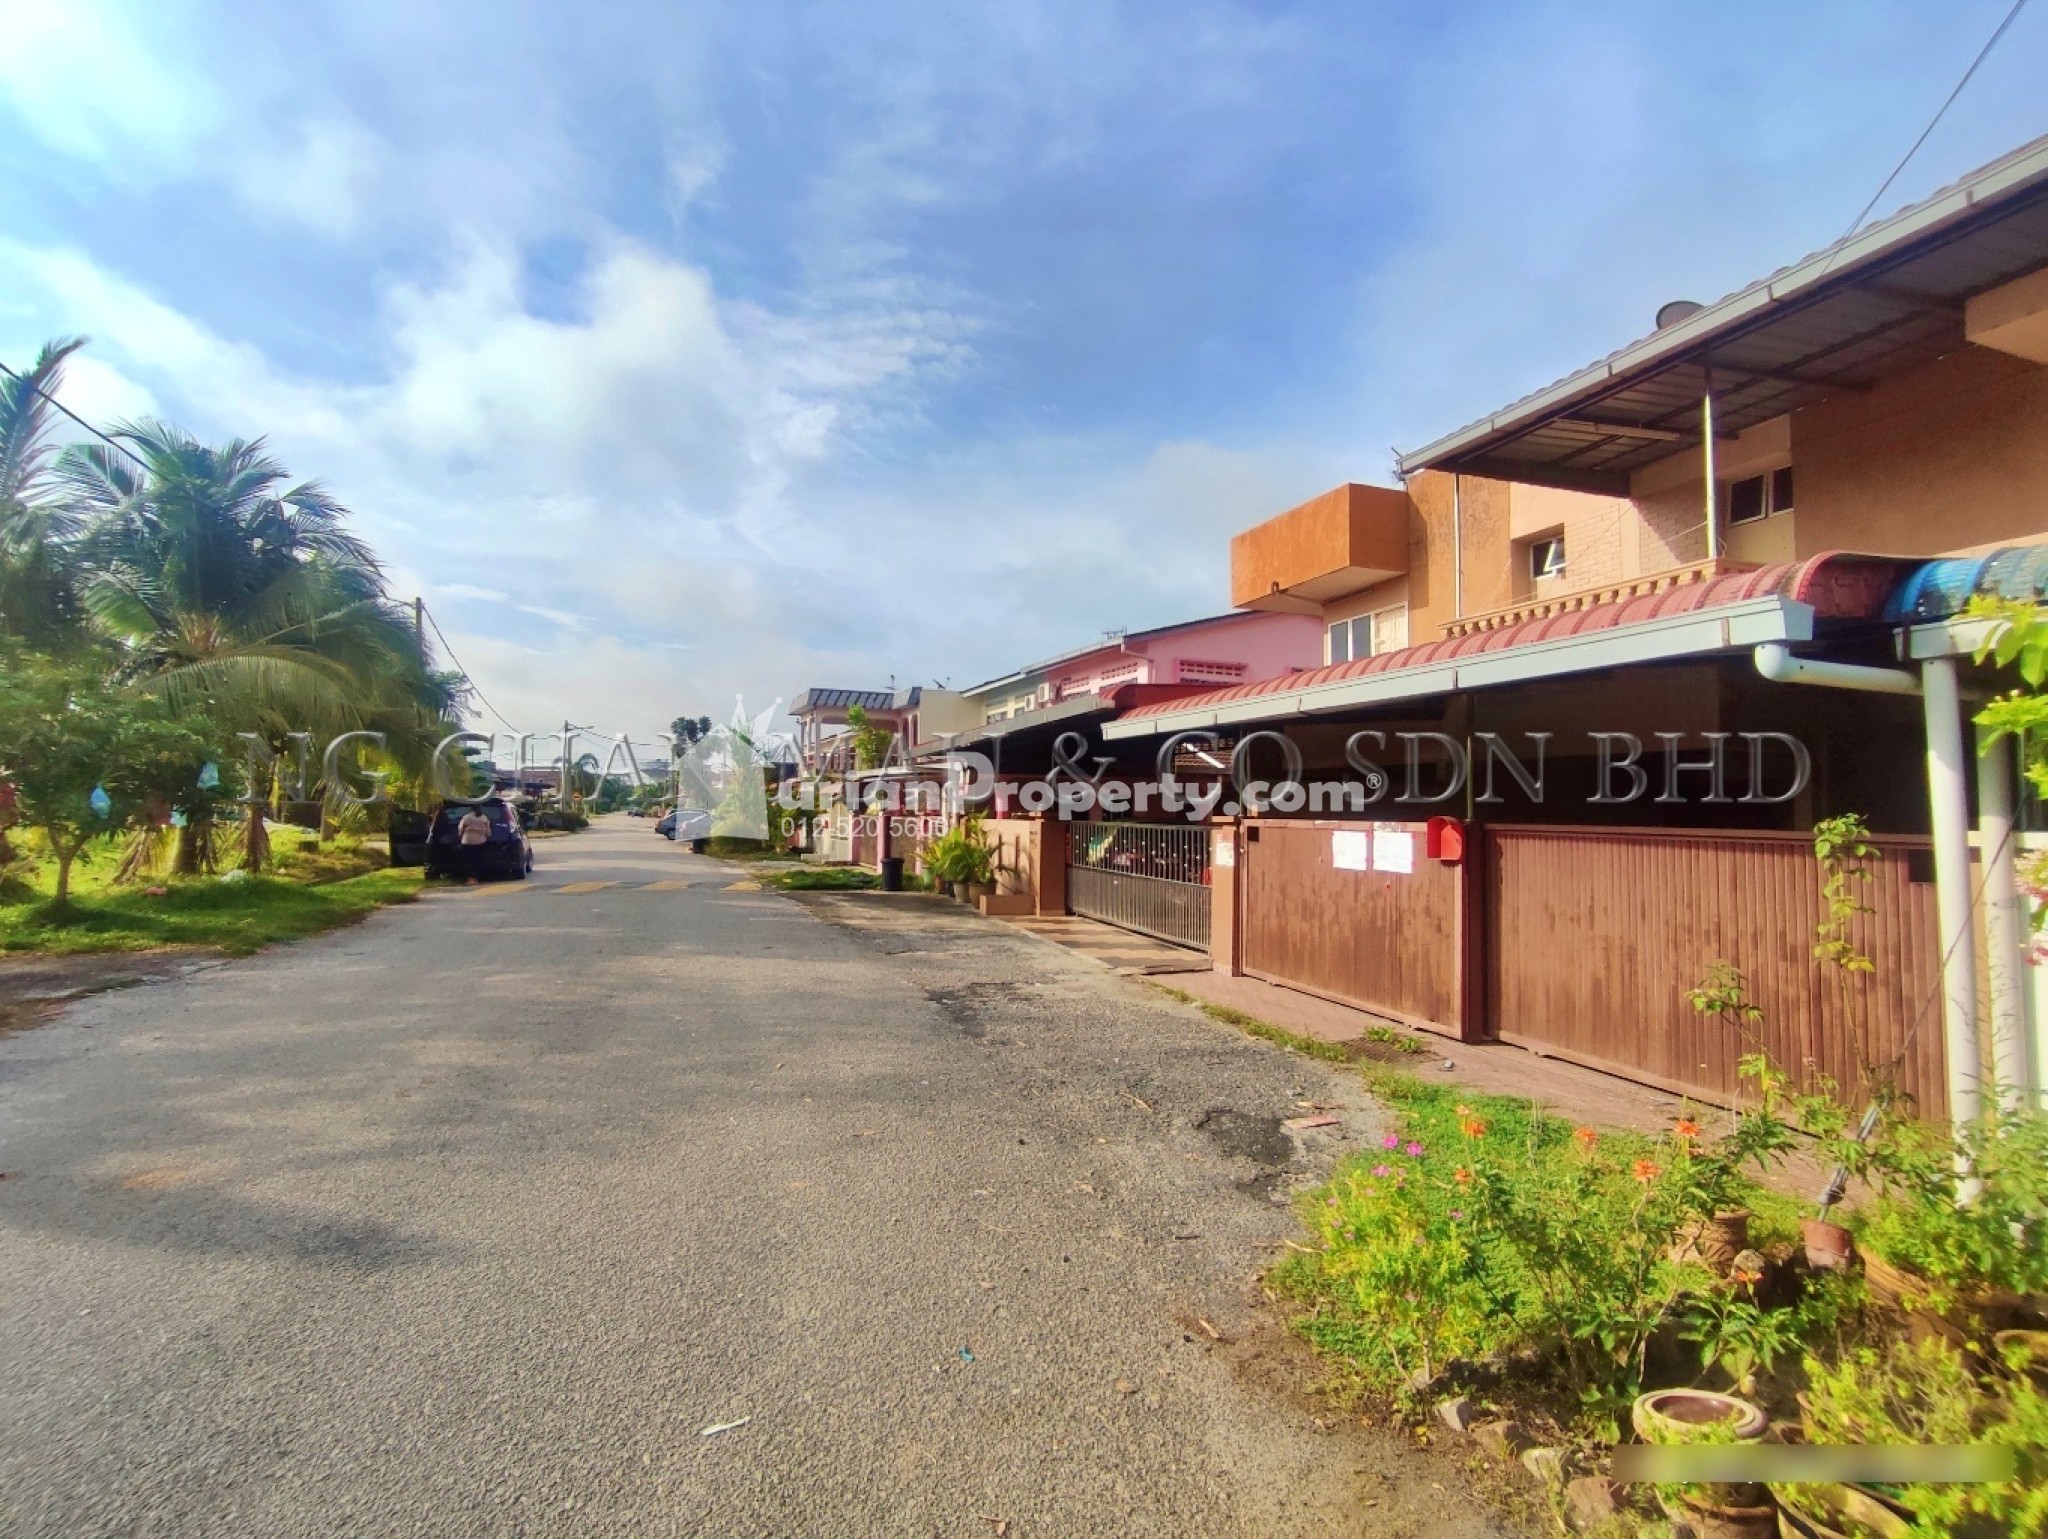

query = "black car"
[425, 797, 534, 880]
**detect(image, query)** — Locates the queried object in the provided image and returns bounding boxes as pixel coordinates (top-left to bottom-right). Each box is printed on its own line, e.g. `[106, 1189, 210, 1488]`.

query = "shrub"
[1276, 1072, 1732, 1425]
[1801, 1333, 2048, 1538]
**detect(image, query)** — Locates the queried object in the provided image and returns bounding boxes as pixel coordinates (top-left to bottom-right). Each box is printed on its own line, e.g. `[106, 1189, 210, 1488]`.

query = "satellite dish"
[1656, 299, 1705, 329]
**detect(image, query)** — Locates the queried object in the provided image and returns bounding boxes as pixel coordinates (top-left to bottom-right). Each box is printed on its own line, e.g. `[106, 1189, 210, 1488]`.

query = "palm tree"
[0, 336, 90, 646]
[58, 422, 465, 865]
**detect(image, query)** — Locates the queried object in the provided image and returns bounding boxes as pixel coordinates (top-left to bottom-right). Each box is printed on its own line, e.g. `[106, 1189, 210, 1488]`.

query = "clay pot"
[1633, 1387, 1770, 1446]
[1774, 1481, 1912, 1539]
[1672, 1492, 1777, 1539]
[1676, 1210, 1753, 1275]
[1800, 1217, 1854, 1272]
[1859, 1247, 1923, 1309]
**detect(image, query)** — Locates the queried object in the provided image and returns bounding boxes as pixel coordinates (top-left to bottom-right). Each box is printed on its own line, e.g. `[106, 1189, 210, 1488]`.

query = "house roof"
[958, 611, 1254, 696]
[790, 687, 896, 714]
[1103, 552, 1913, 740]
[1396, 132, 2048, 494]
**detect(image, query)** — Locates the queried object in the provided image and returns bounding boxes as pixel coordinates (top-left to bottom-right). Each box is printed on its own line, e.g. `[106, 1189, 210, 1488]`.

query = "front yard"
[1, 825, 421, 956]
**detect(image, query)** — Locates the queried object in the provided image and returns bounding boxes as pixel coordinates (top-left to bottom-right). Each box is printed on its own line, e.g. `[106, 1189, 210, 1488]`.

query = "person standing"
[457, 804, 493, 884]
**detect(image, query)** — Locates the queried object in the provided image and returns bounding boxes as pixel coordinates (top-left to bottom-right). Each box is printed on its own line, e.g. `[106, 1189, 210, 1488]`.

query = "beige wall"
[1791, 344, 2048, 557]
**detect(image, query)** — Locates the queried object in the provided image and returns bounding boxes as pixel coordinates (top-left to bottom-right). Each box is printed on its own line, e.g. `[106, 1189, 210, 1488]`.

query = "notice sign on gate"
[1213, 831, 1235, 868]
[1373, 824, 1416, 874]
[1331, 829, 1370, 871]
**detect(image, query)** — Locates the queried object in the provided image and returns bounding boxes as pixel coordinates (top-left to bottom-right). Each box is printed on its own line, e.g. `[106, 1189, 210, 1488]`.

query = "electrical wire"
[1827, 0, 2031, 260]
[417, 601, 522, 733]
[0, 357, 152, 473]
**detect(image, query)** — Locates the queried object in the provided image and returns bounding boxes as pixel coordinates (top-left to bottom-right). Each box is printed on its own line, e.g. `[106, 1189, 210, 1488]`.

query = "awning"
[1104, 552, 1910, 741]
[1396, 134, 2048, 495]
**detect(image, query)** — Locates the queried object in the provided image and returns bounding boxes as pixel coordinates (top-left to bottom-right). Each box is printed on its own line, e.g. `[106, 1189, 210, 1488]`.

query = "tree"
[842, 704, 893, 771]
[57, 420, 464, 779]
[671, 715, 712, 748]
[0, 647, 219, 906]
[0, 336, 90, 648]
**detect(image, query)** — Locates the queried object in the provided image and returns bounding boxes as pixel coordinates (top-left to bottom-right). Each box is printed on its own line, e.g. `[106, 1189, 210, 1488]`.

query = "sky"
[4, 0, 2047, 745]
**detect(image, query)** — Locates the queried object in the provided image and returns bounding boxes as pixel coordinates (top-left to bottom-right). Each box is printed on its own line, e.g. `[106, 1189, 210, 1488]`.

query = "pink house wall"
[1045, 611, 1321, 697]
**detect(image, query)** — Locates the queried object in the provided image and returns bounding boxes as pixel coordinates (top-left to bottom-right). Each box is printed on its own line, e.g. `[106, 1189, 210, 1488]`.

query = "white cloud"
[232, 117, 384, 238]
[435, 583, 510, 603]
[0, 0, 216, 172]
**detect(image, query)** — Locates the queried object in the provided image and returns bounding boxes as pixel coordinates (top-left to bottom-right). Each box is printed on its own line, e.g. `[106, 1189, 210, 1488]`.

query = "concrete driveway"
[0, 816, 1516, 1538]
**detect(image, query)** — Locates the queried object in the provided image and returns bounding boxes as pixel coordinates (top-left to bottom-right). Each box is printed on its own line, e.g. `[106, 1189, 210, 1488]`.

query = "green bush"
[1274, 1070, 1820, 1427]
[1801, 1333, 2048, 1538]
[1846, 1098, 2048, 1303]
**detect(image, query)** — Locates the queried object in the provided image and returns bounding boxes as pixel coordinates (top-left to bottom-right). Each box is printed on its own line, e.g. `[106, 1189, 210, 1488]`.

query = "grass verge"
[1143, 981, 1358, 1063]
[756, 866, 880, 892]
[1, 868, 423, 956]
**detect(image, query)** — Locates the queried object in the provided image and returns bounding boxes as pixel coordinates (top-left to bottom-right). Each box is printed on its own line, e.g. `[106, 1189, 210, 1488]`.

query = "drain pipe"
[1753, 644, 1983, 1129]
[1975, 724, 2031, 1110]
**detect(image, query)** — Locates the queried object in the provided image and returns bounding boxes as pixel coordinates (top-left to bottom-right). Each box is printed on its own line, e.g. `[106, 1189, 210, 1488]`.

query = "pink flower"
[1449, 1209, 1464, 1220]
[1405, 1142, 1424, 1157]
[1372, 1164, 1391, 1177]
[1382, 1134, 1400, 1150]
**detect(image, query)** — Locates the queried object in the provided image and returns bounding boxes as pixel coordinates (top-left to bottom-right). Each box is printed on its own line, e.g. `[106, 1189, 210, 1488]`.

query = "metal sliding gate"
[1066, 822, 1211, 951]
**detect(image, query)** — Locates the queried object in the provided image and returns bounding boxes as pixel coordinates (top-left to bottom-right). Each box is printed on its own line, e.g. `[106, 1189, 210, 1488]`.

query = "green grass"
[756, 866, 879, 891]
[1144, 982, 1358, 1062]
[704, 836, 786, 861]
[1, 867, 423, 956]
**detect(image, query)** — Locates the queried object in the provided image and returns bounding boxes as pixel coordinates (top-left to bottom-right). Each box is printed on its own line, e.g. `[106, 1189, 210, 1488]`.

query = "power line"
[1832, 0, 2030, 252]
[417, 600, 522, 733]
[0, 357, 151, 473]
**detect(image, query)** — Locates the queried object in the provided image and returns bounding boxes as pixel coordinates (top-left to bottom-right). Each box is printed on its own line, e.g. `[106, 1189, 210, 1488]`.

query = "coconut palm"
[57, 422, 466, 865]
[0, 336, 90, 646]
[60, 422, 456, 745]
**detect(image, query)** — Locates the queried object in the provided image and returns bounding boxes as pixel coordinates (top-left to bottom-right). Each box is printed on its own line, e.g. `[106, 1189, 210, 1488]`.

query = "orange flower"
[1460, 1116, 1488, 1139]
[1453, 1166, 1472, 1186]
[1673, 1117, 1702, 1141]
[1572, 1126, 1599, 1150]
[1632, 1158, 1662, 1184]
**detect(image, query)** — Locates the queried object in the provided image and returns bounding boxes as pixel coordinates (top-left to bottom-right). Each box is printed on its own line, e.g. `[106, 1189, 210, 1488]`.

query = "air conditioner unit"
[1037, 683, 1053, 703]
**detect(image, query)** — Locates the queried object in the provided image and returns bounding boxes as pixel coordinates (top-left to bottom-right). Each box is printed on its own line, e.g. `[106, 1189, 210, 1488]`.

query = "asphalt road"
[0, 817, 1516, 1538]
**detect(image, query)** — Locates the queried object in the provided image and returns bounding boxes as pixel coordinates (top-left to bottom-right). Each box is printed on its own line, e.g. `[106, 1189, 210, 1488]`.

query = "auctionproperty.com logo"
[783, 728, 1813, 823]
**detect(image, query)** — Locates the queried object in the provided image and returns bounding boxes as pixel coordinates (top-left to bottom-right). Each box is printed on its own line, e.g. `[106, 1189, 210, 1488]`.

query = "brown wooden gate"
[1482, 826, 1946, 1115]
[1239, 818, 1466, 1035]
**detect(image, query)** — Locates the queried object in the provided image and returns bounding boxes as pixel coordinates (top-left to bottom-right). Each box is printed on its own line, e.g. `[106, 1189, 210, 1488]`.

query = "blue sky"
[4, 0, 2047, 740]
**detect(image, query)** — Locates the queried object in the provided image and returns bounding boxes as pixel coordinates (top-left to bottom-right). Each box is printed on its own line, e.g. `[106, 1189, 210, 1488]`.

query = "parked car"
[425, 797, 534, 880]
[656, 807, 713, 852]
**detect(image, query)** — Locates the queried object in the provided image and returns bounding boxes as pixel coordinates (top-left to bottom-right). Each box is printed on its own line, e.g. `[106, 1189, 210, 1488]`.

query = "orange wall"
[1791, 344, 2048, 557]
[1229, 482, 1410, 609]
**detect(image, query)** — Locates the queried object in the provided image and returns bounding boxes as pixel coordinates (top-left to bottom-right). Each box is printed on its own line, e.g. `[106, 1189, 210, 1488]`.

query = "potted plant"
[1633, 1388, 1775, 1539]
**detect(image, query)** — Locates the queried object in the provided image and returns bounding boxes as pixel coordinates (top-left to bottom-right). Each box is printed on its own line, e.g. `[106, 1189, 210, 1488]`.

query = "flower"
[1371, 1164, 1391, 1178]
[1382, 1134, 1401, 1150]
[1405, 1141, 1424, 1157]
[1448, 1209, 1464, 1220]
[1452, 1167, 1471, 1186]
[1573, 1126, 1599, 1150]
[1732, 1265, 1764, 1287]
[1455, 1104, 1473, 1116]
[1632, 1158, 1662, 1184]
[1459, 1116, 1488, 1139]
[1673, 1117, 1702, 1141]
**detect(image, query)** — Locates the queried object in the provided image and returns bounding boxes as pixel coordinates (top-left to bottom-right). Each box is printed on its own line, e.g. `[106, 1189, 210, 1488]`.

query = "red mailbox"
[1425, 815, 1465, 864]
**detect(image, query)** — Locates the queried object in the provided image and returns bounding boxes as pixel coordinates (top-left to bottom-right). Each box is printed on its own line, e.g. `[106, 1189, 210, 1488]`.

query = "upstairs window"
[1529, 535, 1566, 582]
[1726, 467, 1794, 525]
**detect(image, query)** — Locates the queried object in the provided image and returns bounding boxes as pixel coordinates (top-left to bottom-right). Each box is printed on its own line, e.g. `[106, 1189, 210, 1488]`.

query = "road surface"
[0, 817, 1515, 1538]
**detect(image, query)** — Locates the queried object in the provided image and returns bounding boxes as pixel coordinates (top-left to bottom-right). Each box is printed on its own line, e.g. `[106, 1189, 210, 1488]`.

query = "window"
[1725, 467, 1794, 526]
[1179, 659, 1248, 684]
[1329, 610, 1404, 664]
[1529, 535, 1566, 582]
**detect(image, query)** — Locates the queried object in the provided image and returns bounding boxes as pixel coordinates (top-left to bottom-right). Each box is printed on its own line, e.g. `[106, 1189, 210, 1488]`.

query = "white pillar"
[1924, 656, 1981, 1128]
[1977, 725, 2034, 1106]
